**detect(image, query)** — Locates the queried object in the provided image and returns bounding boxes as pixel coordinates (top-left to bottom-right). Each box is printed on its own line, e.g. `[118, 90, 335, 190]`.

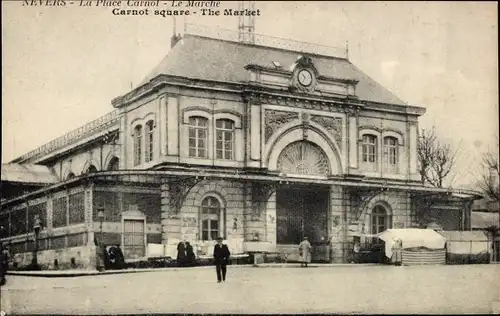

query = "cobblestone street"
[2, 264, 500, 314]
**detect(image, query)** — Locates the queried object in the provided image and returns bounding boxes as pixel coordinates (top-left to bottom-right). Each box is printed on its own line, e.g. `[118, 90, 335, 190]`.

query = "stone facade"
[1, 34, 481, 269]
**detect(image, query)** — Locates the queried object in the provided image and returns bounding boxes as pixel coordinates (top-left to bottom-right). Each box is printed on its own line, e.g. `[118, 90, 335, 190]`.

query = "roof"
[472, 197, 499, 212]
[375, 229, 447, 258]
[438, 230, 489, 241]
[139, 35, 407, 106]
[1, 163, 59, 185]
[471, 211, 500, 229]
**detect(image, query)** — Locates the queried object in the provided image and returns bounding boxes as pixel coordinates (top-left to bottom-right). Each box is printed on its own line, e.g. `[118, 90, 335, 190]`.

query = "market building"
[0, 26, 482, 269]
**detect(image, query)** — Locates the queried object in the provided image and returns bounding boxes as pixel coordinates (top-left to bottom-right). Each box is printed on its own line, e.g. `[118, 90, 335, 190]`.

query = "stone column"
[167, 96, 179, 156]
[84, 184, 96, 270]
[330, 185, 347, 263]
[160, 181, 181, 244]
[242, 182, 251, 241]
[265, 191, 277, 245]
[119, 110, 127, 169]
[245, 183, 271, 242]
[348, 114, 358, 170]
[159, 95, 167, 156]
[409, 121, 419, 181]
[46, 197, 53, 232]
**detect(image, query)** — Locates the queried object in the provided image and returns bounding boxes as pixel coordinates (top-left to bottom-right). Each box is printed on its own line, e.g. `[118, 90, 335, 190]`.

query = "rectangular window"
[133, 125, 142, 166]
[145, 121, 154, 163]
[69, 192, 85, 224]
[10, 208, 27, 236]
[53, 197, 67, 228]
[188, 117, 208, 158]
[93, 191, 120, 222]
[28, 202, 47, 231]
[216, 120, 234, 160]
[383, 137, 398, 172]
[361, 135, 377, 171]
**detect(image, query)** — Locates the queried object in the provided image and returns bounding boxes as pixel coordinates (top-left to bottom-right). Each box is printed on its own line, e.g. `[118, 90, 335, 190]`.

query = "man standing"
[213, 237, 230, 283]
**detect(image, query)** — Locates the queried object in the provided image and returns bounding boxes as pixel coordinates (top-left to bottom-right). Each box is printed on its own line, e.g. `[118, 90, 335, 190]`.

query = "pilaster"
[159, 95, 167, 156]
[330, 185, 347, 263]
[250, 103, 261, 162]
[167, 96, 179, 156]
[84, 184, 94, 246]
[160, 182, 181, 243]
[46, 196, 53, 231]
[348, 113, 358, 170]
[265, 191, 277, 244]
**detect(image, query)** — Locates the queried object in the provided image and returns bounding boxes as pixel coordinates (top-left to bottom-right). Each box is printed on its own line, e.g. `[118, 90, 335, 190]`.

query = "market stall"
[374, 229, 447, 266]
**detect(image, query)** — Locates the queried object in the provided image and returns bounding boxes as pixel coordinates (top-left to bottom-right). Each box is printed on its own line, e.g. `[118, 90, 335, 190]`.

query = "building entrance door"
[276, 186, 329, 246]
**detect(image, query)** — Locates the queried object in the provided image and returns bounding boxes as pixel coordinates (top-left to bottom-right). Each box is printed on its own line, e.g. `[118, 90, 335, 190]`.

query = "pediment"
[245, 55, 358, 97]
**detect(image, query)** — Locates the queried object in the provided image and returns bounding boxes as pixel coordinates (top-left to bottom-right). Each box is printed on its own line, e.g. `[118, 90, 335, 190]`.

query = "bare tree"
[417, 127, 458, 188]
[475, 140, 500, 258]
[477, 140, 500, 202]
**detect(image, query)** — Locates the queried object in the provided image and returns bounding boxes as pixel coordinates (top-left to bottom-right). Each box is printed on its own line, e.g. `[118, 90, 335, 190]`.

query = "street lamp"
[97, 207, 105, 245]
[96, 207, 105, 271]
[32, 214, 42, 270]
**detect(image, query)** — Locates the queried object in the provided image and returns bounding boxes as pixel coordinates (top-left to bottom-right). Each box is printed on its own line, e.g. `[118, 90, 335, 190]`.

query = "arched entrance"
[275, 141, 331, 260]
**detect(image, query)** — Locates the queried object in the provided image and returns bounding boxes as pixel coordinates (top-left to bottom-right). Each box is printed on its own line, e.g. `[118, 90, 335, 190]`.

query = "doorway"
[276, 185, 329, 245]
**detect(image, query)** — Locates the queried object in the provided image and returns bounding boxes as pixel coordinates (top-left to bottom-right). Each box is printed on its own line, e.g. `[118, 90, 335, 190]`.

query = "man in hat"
[213, 237, 231, 283]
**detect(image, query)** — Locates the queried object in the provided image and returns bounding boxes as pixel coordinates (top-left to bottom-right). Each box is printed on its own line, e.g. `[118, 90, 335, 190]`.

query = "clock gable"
[290, 55, 319, 94]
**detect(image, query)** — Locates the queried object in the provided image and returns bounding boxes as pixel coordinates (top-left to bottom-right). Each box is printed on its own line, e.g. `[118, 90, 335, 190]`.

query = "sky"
[1, 1, 498, 189]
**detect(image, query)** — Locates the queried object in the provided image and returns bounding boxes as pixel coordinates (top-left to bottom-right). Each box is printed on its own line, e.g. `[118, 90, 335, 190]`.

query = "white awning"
[376, 228, 447, 258]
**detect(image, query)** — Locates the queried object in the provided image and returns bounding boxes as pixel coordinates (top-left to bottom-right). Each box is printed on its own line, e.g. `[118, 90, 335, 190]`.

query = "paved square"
[2, 264, 499, 314]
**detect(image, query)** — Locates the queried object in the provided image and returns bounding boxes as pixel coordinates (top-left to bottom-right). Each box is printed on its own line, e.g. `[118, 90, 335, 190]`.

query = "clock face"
[298, 69, 313, 87]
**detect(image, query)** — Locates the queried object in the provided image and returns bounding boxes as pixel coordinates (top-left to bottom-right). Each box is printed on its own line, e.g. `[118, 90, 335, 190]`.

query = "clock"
[298, 69, 313, 87]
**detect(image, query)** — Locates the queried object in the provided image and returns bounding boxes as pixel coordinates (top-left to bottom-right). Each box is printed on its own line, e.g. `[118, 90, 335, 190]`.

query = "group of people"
[176, 237, 231, 283]
[176, 241, 196, 267]
[351, 236, 403, 266]
[104, 245, 126, 270]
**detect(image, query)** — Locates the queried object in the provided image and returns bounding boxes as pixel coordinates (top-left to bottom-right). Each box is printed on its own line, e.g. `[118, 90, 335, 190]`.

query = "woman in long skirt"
[391, 238, 403, 266]
[298, 237, 312, 267]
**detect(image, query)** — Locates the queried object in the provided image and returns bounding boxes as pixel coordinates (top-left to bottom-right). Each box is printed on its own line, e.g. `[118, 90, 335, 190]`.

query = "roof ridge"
[183, 33, 350, 62]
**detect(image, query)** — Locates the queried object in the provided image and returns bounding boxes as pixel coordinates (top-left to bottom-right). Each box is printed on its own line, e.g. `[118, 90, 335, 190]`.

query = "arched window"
[371, 205, 390, 236]
[277, 141, 330, 176]
[188, 117, 208, 158]
[85, 165, 98, 174]
[145, 120, 154, 163]
[215, 119, 234, 160]
[133, 125, 142, 166]
[200, 196, 223, 241]
[66, 172, 75, 180]
[362, 134, 377, 170]
[107, 157, 119, 171]
[383, 136, 398, 172]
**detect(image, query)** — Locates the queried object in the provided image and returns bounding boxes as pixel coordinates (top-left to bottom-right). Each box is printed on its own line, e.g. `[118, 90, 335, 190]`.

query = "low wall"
[402, 249, 446, 266]
[11, 245, 97, 270]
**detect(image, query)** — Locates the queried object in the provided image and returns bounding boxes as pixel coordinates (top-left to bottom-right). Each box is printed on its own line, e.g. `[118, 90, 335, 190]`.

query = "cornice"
[242, 88, 364, 115]
[112, 74, 424, 118]
[244, 63, 359, 85]
[112, 75, 245, 108]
